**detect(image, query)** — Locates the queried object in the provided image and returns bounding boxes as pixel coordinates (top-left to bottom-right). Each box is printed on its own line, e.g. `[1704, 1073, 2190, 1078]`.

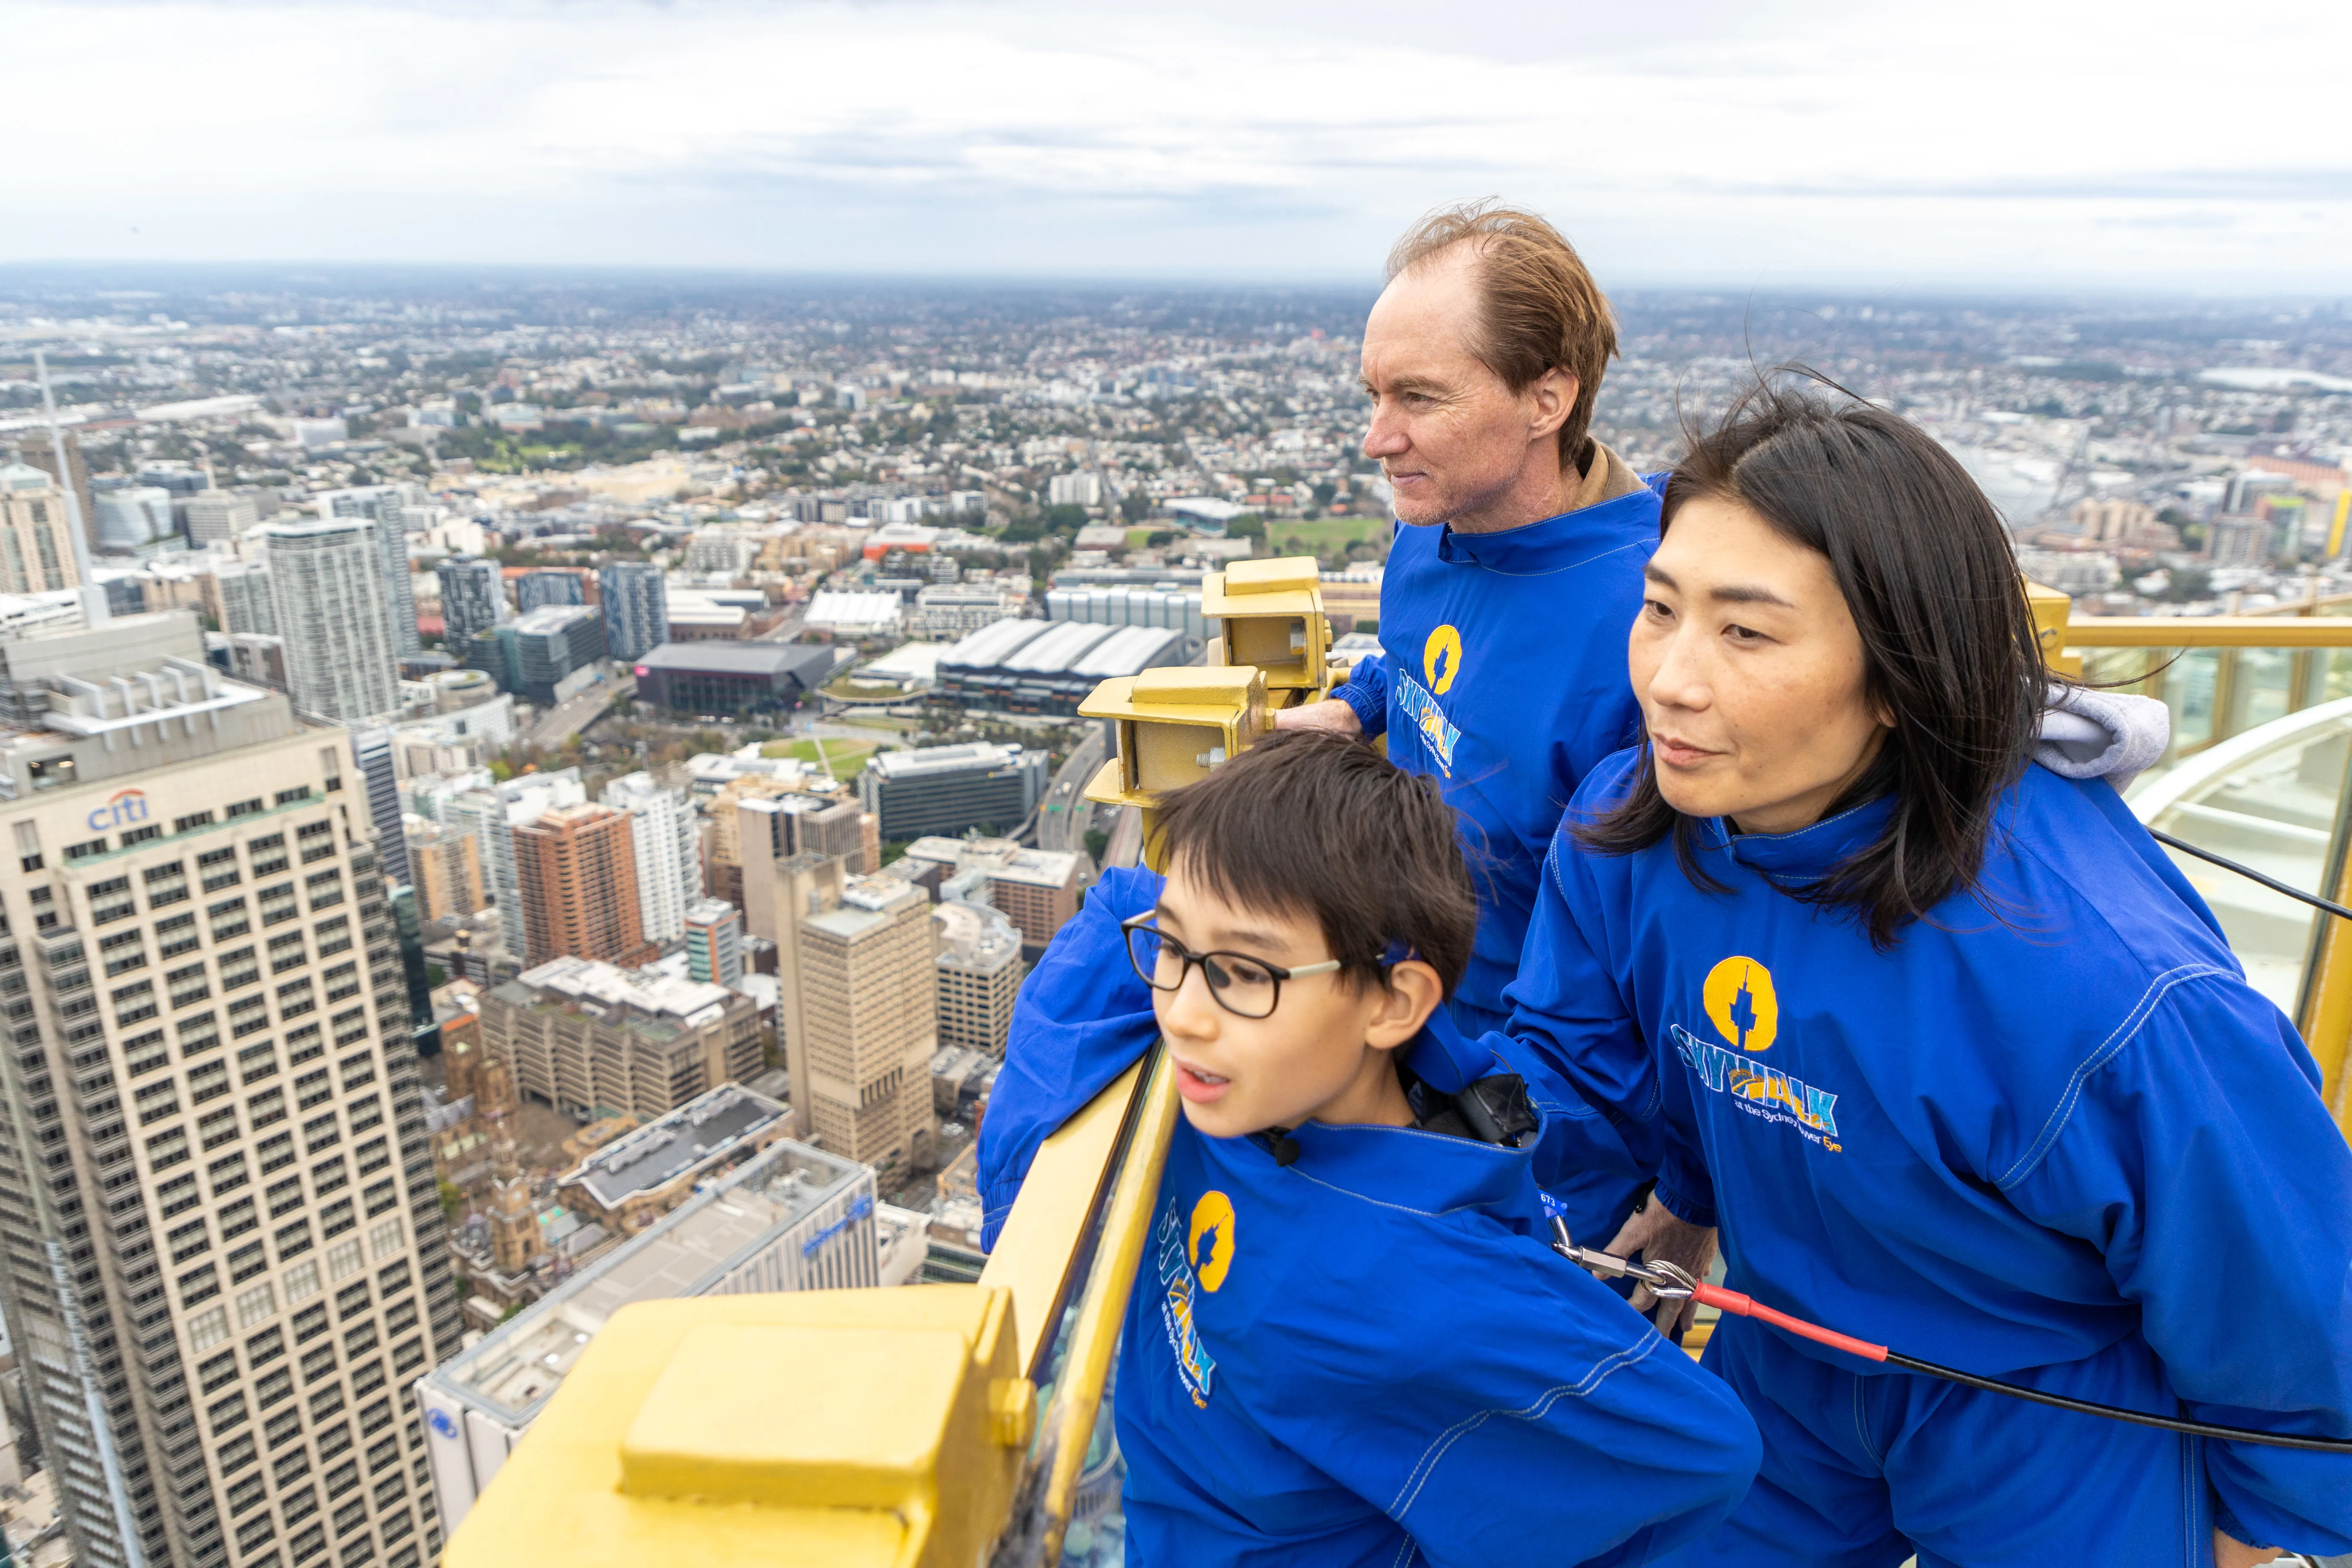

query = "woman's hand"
[1603, 1194, 1719, 1335]
[2212, 1529, 2280, 1568]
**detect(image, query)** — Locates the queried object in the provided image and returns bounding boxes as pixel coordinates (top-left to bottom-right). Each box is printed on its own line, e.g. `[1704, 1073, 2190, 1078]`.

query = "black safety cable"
[2150, 827, 2352, 924]
[1881, 1352, 2352, 1452]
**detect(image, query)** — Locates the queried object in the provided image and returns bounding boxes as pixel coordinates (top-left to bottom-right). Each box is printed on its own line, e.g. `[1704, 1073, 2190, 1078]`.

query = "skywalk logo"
[1155, 1194, 1224, 1409]
[1672, 956, 1842, 1152]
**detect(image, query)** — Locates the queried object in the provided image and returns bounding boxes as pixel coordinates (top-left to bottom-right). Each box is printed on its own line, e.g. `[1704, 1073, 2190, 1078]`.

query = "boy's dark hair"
[1575, 367, 2045, 948]
[1150, 729, 1478, 995]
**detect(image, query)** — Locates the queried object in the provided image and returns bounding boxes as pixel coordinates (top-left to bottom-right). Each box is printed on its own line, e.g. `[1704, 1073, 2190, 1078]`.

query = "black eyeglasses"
[1120, 913, 1342, 1020]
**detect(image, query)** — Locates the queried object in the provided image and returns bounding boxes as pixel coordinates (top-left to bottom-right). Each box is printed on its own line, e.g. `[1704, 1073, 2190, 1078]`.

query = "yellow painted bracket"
[1202, 556, 1329, 693]
[1079, 665, 1270, 810]
[441, 1287, 1032, 1568]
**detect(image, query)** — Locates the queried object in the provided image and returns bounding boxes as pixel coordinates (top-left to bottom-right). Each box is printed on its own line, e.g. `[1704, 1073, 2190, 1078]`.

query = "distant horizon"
[3, 258, 2347, 308]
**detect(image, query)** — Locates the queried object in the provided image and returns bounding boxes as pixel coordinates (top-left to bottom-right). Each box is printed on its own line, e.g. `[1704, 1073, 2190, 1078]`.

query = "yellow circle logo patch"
[1188, 1191, 1236, 1293]
[1423, 624, 1464, 695]
[1703, 956, 1778, 1054]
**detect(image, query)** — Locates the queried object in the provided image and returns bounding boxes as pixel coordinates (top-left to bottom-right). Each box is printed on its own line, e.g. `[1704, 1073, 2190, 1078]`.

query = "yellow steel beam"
[441, 1286, 1034, 1568]
[1033, 1051, 1180, 1565]
[2062, 617, 2352, 649]
[977, 1056, 1148, 1380]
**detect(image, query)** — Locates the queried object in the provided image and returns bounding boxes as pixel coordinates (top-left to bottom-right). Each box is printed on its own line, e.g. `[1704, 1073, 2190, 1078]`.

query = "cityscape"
[0, 264, 2349, 1566]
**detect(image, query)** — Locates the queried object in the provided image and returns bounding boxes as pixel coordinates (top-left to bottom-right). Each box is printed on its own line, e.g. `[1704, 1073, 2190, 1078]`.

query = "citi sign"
[88, 790, 151, 833]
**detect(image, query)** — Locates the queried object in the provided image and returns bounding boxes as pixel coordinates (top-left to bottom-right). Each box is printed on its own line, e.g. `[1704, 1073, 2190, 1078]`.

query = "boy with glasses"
[1002, 731, 1759, 1566]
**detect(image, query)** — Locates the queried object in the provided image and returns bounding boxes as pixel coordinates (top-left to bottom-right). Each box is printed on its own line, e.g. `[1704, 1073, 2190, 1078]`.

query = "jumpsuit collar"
[1706, 792, 1897, 885]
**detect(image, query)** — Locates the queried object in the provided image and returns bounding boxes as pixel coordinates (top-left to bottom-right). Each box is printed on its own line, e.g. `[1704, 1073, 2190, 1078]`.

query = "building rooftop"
[1000, 620, 1115, 674]
[430, 1136, 867, 1424]
[633, 640, 842, 680]
[508, 955, 737, 1029]
[561, 1083, 789, 1211]
[939, 617, 1050, 670]
[864, 741, 1031, 780]
[511, 604, 597, 636]
[804, 590, 902, 628]
[1069, 624, 1184, 679]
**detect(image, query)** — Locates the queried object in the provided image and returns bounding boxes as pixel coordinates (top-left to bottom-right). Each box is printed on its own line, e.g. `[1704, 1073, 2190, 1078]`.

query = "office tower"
[404, 821, 484, 923]
[480, 957, 763, 1119]
[258, 518, 401, 723]
[772, 856, 937, 1172]
[481, 606, 603, 706]
[736, 792, 868, 943]
[510, 804, 654, 969]
[932, 900, 1022, 1055]
[514, 570, 582, 613]
[432, 558, 507, 646]
[981, 847, 1089, 947]
[597, 561, 668, 662]
[414, 1135, 874, 1531]
[855, 743, 1049, 841]
[0, 611, 459, 1568]
[321, 490, 421, 661]
[94, 486, 176, 556]
[348, 726, 413, 892]
[597, 773, 699, 947]
[13, 428, 95, 552]
[212, 561, 277, 638]
[0, 461, 85, 594]
[681, 900, 743, 988]
[184, 493, 260, 546]
[425, 770, 584, 964]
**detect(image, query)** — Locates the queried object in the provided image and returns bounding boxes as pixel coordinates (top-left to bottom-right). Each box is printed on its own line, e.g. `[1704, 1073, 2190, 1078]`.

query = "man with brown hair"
[979, 202, 1661, 1262]
[1281, 203, 1656, 1063]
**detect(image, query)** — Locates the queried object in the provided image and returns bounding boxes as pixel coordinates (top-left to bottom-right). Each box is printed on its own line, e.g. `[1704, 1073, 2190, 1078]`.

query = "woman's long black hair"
[1576, 368, 2047, 948]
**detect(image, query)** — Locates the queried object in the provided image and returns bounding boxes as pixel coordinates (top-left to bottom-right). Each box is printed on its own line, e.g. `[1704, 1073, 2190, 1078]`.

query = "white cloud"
[5, 0, 2350, 287]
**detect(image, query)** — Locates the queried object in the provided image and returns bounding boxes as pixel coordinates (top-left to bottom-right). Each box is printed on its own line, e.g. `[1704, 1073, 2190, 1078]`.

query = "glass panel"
[2127, 696, 2352, 1015]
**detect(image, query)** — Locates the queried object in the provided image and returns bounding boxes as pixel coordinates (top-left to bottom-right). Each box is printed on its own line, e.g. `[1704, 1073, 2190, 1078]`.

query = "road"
[526, 673, 634, 748]
[1028, 726, 1106, 854]
[755, 606, 808, 642]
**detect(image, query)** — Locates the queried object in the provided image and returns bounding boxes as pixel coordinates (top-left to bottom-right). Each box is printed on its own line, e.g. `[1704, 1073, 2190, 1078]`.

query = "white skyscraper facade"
[599, 772, 700, 946]
[258, 519, 400, 723]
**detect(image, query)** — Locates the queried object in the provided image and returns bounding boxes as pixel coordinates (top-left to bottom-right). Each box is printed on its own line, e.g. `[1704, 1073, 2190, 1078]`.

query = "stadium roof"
[1001, 621, 1114, 674]
[940, 616, 1050, 670]
[1070, 624, 1183, 679]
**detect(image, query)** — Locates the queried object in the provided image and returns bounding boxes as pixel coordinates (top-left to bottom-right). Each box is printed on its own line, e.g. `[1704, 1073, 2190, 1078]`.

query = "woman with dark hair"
[1421, 374, 2352, 1565]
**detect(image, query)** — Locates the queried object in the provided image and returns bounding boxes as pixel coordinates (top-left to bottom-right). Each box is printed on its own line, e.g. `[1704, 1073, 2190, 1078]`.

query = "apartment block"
[510, 804, 653, 970]
[481, 956, 762, 1121]
[0, 611, 459, 1568]
[772, 858, 937, 1173]
[597, 773, 699, 947]
[0, 462, 84, 594]
[680, 900, 743, 989]
[404, 820, 484, 923]
[258, 518, 401, 723]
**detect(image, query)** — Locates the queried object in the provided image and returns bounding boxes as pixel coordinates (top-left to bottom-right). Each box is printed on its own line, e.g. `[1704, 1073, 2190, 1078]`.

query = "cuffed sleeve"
[1337, 652, 1389, 739]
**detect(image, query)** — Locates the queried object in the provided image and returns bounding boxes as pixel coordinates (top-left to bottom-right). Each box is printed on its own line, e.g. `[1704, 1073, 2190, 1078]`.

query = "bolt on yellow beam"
[441, 1286, 1032, 1568]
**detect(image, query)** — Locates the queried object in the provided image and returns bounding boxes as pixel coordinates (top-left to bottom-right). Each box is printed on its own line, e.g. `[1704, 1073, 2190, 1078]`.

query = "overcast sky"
[7, 0, 2350, 291]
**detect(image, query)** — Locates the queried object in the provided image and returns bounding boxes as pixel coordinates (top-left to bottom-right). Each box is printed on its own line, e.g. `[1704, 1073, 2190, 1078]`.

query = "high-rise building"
[510, 803, 653, 969]
[0, 611, 459, 1568]
[932, 900, 1023, 1055]
[596, 561, 668, 663]
[404, 819, 484, 923]
[320, 489, 422, 661]
[855, 742, 1049, 842]
[0, 461, 84, 594]
[184, 493, 260, 545]
[419, 770, 585, 964]
[413, 1134, 875, 1530]
[481, 956, 763, 1119]
[349, 725, 413, 891]
[737, 792, 870, 943]
[597, 773, 699, 947]
[258, 518, 401, 722]
[12, 428, 95, 552]
[211, 561, 278, 637]
[433, 557, 507, 646]
[772, 857, 937, 1172]
[514, 570, 583, 613]
[898, 836, 1091, 948]
[681, 899, 743, 988]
